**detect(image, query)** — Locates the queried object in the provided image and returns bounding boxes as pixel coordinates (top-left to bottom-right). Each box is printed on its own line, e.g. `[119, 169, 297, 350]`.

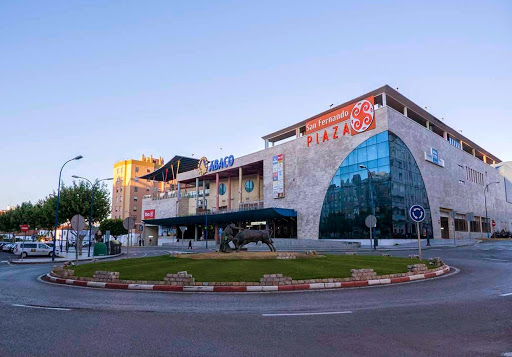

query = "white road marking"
[501, 352, 512, 357]
[483, 258, 509, 262]
[500, 292, 512, 297]
[12, 304, 72, 311]
[263, 311, 352, 317]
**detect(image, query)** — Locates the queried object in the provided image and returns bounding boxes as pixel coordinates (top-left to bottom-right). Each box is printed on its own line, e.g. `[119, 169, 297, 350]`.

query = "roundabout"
[0, 241, 511, 357]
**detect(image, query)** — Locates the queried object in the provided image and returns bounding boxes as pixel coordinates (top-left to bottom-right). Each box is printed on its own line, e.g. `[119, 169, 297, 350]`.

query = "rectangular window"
[135, 167, 139, 173]
[134, 187, 138, 192]
[133, 206, 137, 211]
[134, 177, 139, 182]
[455, 218, 467, 232]
[147, 168, 151, 173]
[133, 196, 138, 201]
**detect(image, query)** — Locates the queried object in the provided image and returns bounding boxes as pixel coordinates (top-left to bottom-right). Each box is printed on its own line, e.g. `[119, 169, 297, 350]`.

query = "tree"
[99, 219, 127, 238]
[59, 180, 110, 227]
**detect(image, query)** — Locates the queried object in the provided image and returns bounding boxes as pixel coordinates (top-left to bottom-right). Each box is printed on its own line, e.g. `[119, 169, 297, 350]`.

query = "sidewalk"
[10, 251, 123, 264]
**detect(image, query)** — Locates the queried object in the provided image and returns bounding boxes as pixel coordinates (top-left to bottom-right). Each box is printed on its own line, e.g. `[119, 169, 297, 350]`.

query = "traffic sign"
[123, 217, 135, 230]
[409, 205, 426, 223]
[71, 214, 86, 231]
[492, 220, 496, 227]
[20, 224, 29, 232]
[365, 215, 377, 228]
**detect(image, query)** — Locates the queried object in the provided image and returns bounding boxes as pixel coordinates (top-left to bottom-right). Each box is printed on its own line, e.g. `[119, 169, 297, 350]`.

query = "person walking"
[188, 240, 193, 250]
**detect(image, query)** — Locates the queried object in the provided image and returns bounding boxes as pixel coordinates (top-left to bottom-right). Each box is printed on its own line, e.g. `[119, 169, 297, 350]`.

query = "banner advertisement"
[272, 154, 285, 198]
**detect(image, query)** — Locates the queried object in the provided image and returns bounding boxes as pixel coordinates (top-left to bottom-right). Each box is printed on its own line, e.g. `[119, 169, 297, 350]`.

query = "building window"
[455, 217, 467, 232]
[470, 219, 481, 232]
[134, 187, 138, 192]
[219, 183, 226, 195]
[245, 180, 254, 193]
[133, 206, 137, 211]
[133, 196, 138, 201]
[147, 169, 151, 173]
[481, 218, 490, 233]
[319, 131, 432, 240]
[135, 167, 139, 173]
[134, 177, 139, 182]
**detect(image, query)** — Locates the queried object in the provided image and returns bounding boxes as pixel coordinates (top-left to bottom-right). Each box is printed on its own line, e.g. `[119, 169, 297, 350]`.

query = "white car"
[14, 243, 60, 258]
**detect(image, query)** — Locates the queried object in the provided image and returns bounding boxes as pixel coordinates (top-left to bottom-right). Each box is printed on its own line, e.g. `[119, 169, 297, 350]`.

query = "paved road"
[0, 242, 511, 356]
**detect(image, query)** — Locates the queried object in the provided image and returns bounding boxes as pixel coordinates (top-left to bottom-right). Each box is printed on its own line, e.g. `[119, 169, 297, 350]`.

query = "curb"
[10, 253, 124, 265]
[42, 265, 451, 293]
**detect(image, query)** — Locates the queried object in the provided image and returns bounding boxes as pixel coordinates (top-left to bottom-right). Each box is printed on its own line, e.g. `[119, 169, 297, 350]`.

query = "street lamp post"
[359, 165, 376, 250]
[484, 181, 500, 239]
[52, 155, 83, 261]
[72, 175, 113, 257]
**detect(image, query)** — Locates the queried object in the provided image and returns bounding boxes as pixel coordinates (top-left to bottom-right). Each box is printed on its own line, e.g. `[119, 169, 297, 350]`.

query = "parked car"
[3, 243, 15, 252]
[14, 243, 60, 258]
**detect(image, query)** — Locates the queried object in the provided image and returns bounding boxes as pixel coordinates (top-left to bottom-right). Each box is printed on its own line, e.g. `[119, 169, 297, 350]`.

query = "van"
[13, 243, 60, 258]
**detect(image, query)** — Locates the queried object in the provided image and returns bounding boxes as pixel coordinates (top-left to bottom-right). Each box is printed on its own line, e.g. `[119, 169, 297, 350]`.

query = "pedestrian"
[149, 238, 152, 246]
[188, 240, 192, 250]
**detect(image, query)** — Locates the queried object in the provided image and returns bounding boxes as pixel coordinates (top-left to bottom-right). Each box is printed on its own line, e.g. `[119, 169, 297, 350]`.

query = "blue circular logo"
[409, 205, 426, 223]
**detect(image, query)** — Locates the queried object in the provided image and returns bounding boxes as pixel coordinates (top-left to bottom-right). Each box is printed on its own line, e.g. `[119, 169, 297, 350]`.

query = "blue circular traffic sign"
[409, 205, 426, 223]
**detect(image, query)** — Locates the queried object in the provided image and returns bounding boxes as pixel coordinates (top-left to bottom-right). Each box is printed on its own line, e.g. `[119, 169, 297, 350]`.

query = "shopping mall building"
[141, 85, 512, 246]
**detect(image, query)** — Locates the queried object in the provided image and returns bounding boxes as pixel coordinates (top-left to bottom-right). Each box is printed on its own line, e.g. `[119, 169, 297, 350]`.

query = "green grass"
[71, 255, 429, 282]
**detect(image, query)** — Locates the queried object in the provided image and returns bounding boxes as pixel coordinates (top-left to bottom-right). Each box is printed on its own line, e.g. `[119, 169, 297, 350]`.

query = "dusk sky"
[1, 0, 511, 208]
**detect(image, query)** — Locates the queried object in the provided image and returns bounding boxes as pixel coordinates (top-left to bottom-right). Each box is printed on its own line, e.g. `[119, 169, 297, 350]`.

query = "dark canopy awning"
[143, 208, 297, 226]
[139, 156, 198, 182]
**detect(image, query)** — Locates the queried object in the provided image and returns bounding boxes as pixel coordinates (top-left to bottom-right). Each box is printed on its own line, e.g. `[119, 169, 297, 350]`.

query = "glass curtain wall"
[319, 131, 432, 239]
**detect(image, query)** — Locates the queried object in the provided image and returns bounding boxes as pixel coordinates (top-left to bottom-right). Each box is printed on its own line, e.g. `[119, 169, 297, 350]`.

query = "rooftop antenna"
[329, 104, 334, 108]
[395, 87, 399, 91]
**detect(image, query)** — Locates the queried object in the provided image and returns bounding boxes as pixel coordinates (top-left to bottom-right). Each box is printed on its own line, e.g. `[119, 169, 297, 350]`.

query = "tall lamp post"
[359, 165, 376, 250]
[52, 155, 83, 261]
[72, 175, 113, 257]
[484, 181, 500, 239]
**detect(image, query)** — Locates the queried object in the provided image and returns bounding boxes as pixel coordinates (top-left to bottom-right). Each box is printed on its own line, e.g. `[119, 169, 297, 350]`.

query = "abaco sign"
[305, 96, 375, 147]
[143, 209, 155, 219]
[197, 155, 235, 175]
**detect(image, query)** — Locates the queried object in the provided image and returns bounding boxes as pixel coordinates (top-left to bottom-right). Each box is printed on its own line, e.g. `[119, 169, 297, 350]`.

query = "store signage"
[305, 96, 375, 147]
[143, 209, 155, 219]
[197, 155, 235, 175]
[425, 148, 445, 167]
[272, 154, 285, 198]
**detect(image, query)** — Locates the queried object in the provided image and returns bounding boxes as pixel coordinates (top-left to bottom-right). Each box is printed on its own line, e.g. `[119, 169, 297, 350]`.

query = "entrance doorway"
[440, 217, 450, 239]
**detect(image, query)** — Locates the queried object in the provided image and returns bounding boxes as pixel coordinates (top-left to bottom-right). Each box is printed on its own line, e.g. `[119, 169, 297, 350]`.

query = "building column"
[195, 178, 199, 213]
[239, 167, 243, 207]
[382, 93, 387, 107]
[443, 131, 448, 140]
[177, 182, 181, 198]
[403, 106, 408, 117]
[295, 128, 300, 138]
[214, 224, 219, 243]
[194, 225, 198, 242]
[264, 139, 269, 149]
[227, 176, 232, 210]
[256, 174, 261, 201]
[426, 121, 430, 130]
[216, 172, 220, 211]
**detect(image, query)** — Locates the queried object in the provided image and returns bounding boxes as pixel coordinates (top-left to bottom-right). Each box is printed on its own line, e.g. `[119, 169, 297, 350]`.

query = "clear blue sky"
[1, 0, 511, 208]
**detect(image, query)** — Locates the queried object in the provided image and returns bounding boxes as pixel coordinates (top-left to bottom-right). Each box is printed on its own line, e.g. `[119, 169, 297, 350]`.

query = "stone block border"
[42, 265, 451, 293]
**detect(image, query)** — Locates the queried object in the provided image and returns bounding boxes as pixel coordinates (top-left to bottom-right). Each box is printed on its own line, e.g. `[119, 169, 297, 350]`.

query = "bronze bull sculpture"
[232, 229, 275, 252]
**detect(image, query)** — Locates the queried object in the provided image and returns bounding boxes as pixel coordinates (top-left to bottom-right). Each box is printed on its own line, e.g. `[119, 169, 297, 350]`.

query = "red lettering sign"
[305, 96, 376, 147]
[144, 209, 155, 219]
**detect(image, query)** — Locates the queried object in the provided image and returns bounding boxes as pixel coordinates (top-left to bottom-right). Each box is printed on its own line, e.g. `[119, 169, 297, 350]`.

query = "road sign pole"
[369, 223, 373, 250]
[21, 231, 26, 262]
[417, 222, 422, 260]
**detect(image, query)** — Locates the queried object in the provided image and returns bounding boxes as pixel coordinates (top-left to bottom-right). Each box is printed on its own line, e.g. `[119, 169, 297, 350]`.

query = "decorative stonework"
[260, 274, 293, 285]
[276, 253, 296, 260]
[350, 268, 377, 281]
[407, 264, 427, 273]
[92, 271, 120, 282]
[164, 271, 195, 286]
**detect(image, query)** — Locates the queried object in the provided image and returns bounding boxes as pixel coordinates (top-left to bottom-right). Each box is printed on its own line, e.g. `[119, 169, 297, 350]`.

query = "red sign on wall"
[20, 224, 29, 232]
[143, 209, 155, 219]
[305, 96, 376, 147]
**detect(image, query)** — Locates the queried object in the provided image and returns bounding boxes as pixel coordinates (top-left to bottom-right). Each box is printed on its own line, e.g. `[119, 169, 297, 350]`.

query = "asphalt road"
[0, 242, 511, 357]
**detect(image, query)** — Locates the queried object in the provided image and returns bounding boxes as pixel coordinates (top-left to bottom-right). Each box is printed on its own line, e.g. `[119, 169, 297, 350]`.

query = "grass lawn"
[71, 255, 430, 282]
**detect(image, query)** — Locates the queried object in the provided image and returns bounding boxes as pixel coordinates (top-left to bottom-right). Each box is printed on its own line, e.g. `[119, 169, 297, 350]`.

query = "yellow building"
[112, 155, 164, 229]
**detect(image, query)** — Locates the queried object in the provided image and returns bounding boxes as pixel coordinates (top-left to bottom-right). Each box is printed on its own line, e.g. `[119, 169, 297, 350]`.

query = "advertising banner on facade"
[143, 209, 155, 219]
[305, 96, 375, 147]
[272, 154, 284, 198]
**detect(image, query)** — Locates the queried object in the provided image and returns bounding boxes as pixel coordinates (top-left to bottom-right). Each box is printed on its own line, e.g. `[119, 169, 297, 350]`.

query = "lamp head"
[74, 155, 83, 160]
[71, 175, 79, 179]
[359, 165, 366, 169]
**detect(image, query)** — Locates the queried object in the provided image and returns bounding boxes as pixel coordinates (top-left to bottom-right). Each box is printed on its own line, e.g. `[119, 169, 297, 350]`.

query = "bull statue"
[232, 229, 275, 252]
[219, 223, 242, 253]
